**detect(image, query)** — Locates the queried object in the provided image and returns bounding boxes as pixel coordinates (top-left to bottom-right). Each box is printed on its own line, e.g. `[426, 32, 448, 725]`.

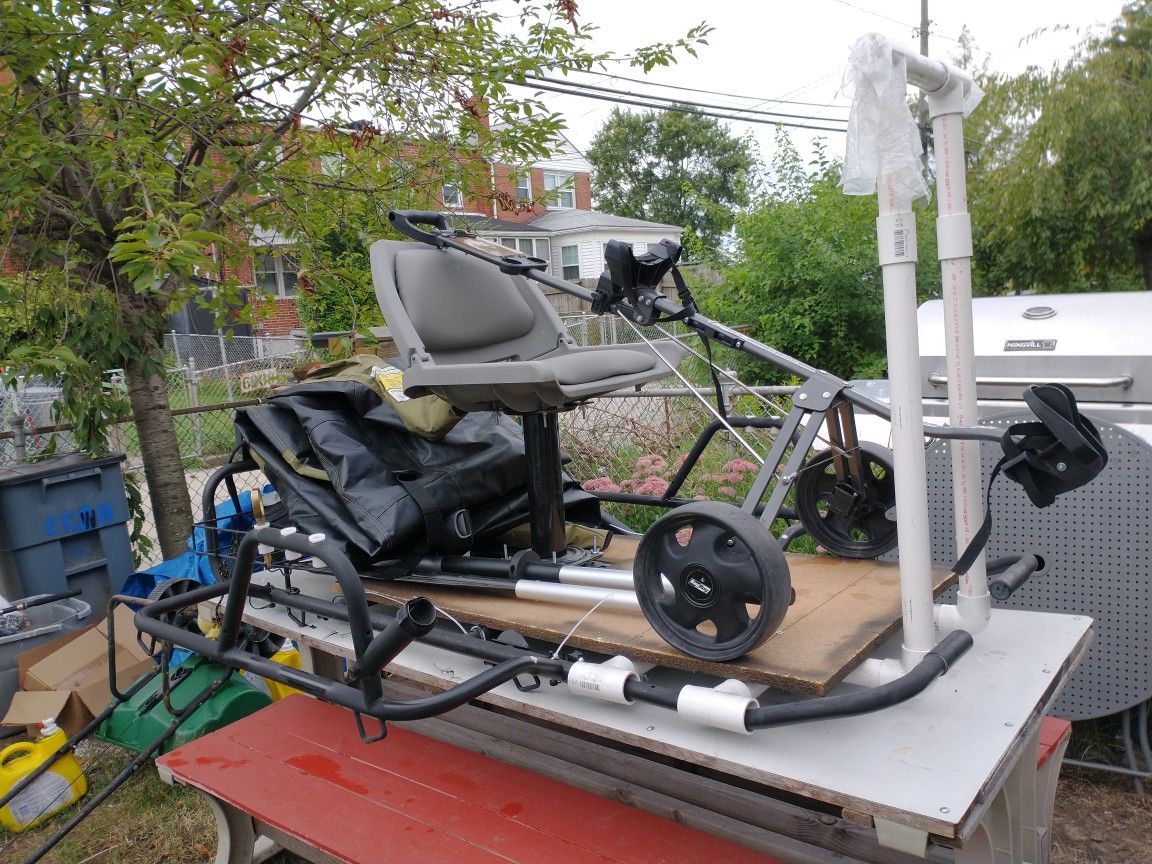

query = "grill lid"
[918, 291, 1152, 404]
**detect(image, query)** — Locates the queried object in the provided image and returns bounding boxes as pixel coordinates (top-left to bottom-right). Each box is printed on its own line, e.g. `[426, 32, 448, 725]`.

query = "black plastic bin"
[0, 454, 133, 613]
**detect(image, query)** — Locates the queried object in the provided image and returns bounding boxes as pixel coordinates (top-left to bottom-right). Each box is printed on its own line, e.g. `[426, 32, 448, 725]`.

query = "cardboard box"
[1, 604, 155, 736]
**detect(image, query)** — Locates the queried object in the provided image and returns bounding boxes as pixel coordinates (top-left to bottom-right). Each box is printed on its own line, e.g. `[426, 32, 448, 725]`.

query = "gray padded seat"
[370, 239, 688, 414]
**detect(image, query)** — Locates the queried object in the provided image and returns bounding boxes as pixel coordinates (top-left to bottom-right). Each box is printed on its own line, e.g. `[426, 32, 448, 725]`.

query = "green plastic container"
[97, 658, 271, 754]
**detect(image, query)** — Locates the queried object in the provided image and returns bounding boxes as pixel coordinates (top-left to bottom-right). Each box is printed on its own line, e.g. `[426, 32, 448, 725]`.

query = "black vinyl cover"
[234, 380, 598, 569]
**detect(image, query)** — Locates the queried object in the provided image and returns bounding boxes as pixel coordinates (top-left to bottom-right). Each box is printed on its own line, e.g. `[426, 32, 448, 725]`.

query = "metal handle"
[388, 209, 450, 245]
[40, 466, 102, 488]
[927, 373, 1133, 389]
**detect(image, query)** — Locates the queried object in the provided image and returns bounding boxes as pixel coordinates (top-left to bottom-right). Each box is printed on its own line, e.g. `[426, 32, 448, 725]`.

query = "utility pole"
[917, 0, 931, 169]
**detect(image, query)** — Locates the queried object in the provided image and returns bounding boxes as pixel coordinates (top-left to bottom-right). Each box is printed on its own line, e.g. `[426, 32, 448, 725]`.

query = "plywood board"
[360, 545, 956, 695]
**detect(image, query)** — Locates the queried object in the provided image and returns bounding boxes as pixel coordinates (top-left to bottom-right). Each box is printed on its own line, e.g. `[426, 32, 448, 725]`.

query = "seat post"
[522, 410, 567, 557]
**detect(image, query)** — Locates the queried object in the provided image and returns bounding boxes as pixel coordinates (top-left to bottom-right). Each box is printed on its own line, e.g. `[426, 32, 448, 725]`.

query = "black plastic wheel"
[793, 443, 898, 559]
[145, 577, 204, 636]
[634, 501, 792, 662]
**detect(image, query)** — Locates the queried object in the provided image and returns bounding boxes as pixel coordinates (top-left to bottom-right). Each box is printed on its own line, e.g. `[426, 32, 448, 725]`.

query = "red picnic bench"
[157, 695, 787, 864]
[156, 695, 1073, 864]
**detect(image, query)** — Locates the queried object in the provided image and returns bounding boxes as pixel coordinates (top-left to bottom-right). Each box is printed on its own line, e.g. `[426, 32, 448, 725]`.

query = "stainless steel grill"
[913, 290, 1152, 720]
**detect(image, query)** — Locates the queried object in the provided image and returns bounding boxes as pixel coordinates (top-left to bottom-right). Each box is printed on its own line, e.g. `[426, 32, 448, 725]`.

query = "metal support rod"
[522, 411, 567, 557]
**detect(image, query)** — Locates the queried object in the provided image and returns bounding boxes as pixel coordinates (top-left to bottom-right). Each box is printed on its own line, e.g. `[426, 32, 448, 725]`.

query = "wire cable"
[523, 74, 849, 123]
[518, 80, 847, 133]
[567, 67, 853, 111]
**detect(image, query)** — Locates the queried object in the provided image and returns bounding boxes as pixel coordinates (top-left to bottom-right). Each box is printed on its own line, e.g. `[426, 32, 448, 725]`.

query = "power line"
[523, 74, 849, 124]
[518, 79, 847, 133]
[568, 67, 852, 112]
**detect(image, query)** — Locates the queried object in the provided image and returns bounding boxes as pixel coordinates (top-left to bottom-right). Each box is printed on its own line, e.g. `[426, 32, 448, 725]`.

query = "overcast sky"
[516, 0, 1123, 164]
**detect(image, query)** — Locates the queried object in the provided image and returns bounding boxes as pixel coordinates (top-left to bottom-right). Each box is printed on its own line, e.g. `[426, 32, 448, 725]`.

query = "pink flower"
[634, 454, 668, 474]
[723, 459, 758, 476]
[633, 477, 670, 497]
[718, 486, 737, 497]
[582, 477, 621, 494]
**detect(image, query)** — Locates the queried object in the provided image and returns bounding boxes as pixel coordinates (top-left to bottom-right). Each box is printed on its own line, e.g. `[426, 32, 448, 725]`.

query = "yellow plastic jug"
[0, 718, 87, 832]
[242, 642, 307, 702]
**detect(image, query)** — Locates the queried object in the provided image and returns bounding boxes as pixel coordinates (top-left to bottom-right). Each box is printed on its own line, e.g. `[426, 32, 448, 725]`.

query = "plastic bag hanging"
[841, 33, 930, 205]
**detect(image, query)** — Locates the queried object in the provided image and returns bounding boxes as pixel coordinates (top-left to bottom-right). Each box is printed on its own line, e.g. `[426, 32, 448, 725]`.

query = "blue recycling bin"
[0, 453, 134, 614]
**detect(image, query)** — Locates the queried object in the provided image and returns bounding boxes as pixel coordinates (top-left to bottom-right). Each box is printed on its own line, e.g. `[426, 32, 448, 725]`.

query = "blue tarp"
[120, 489, 261, 599]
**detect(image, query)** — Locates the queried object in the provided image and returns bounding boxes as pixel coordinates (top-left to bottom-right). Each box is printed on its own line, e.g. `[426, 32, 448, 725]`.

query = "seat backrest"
[370, 240, 571, 367]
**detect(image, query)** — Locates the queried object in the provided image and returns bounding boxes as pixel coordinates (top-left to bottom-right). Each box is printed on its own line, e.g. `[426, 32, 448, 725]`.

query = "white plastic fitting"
[279, 526, 301, 561]
[255, 521, 273, 556]
[676, 679, 757, 735]
[308, 532, 327, 569]
[566, 655, 637, 704]
[842, 657, 906, 688]
[935, 594, 991, 635]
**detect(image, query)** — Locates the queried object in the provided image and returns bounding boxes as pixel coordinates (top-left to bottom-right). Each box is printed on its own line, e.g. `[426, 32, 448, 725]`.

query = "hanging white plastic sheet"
[840, 33, 930, 205]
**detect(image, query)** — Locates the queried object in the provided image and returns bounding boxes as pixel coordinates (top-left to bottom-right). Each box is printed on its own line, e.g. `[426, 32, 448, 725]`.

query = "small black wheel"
[794, 443, 898, 559]
[145, 577, 204, 636]
[634, 501, 791, 662]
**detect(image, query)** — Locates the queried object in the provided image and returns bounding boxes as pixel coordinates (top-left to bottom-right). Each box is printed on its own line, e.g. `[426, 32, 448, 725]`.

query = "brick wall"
[253, 298, 301, 336]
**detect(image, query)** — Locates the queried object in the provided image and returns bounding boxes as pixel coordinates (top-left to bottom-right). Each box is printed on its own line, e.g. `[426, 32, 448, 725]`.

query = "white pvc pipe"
[842, 657, 906, 688]
[877, 174, 937, 668]
[926, 79, 990, 635]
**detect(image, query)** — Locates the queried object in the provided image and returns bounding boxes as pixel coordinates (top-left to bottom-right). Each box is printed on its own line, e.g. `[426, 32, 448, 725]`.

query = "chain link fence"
[1, 316, 796, 566]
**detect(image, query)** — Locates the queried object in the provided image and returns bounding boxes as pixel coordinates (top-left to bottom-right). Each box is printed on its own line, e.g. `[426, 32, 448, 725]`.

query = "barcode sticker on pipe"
[876, 212, 918, 265]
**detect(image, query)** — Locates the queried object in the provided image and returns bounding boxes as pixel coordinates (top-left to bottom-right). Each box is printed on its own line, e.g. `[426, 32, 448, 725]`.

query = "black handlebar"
[987, 553, 1045, 601]
[389, 210, 450, 244]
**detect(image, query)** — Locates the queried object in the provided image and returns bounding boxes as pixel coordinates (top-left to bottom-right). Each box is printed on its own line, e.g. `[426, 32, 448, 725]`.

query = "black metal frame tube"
[201, 457, 259, 579]
[742, 630, 973, 730]
[347, 597, 437, 683]
[136, 527, 974, 733]
[987, 553, 1043, 601]
[522, 410, 567, 556]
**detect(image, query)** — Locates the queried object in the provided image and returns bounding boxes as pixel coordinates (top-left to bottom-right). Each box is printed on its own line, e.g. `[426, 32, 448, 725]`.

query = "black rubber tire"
[634, 501, 791, 662]
[145, 577, 205, 636]
[793, 443, 898, 559]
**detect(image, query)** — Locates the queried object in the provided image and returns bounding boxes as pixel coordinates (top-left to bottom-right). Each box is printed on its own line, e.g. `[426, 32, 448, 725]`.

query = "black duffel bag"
[235, 379, 599, 571]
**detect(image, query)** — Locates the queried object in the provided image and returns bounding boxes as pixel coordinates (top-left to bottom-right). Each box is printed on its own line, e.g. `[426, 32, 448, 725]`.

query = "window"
[515, 172, 532, 203]
[255, 250, 298, 299]
[497, 237, 550, 264]
[542, 171, 575, 209]
[560, 244, 580, 281]
[442, 183, 463, 208]
[533, 238, 550, 264]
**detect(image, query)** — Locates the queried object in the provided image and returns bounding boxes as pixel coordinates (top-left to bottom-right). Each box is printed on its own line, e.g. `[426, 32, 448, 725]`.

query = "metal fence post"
[108, 371, 128, 455]
[187, 359, 204, 457]
[170, 330, 182, 367]
[9, 412, 27, 463]
[218, 332, 235, 402]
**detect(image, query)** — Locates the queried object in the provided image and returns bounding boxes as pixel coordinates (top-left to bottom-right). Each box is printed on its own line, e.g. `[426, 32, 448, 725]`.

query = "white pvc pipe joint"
[566, 655, 638, 704]
[676, 679, 757, 734]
